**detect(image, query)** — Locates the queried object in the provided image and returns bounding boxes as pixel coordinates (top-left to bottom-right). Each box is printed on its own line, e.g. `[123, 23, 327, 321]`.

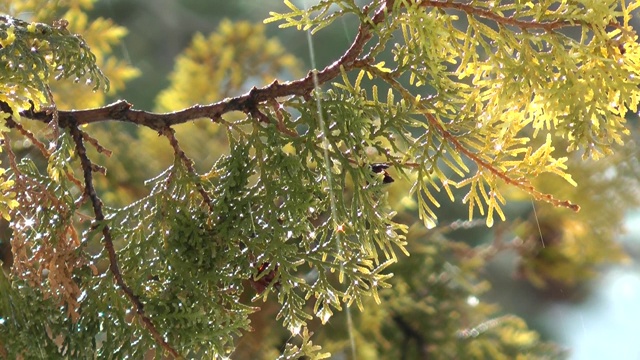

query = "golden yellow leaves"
[0, 169, 18, 222]
[0, 24, 15, 47]
[156, 20, 301, 112]
[50, 7, 140, 109]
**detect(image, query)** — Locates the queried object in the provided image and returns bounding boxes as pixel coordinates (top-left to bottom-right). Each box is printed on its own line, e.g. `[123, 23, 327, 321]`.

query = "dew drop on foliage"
[425, 218, 437, 229]
[386, 228, 397, 239]
[290, 324, 301, 336]
[317, 307, 332, 324]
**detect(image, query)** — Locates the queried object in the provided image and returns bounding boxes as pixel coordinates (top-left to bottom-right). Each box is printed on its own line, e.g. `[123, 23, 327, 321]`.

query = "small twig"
[2, 133, 20, 178]
[422, 0, 596, 32]
[67, 121, 181, 358]
[4, 117, 51, 158]
[44, 84, 60, 146]
[267, 99, 299, 138]
[82, 131, 112, 157]
[162, 127, 215, 212]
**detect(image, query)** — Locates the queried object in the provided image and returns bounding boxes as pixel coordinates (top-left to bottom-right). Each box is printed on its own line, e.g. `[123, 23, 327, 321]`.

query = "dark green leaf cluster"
[0, 274, 67, 359]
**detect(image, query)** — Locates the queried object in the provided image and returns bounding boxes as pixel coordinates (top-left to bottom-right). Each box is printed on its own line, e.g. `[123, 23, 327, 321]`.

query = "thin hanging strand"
[304, 1, 358, 358]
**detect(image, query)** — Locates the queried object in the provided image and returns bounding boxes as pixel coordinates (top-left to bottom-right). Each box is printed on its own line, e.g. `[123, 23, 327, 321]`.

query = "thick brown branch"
[15, 2, 393, 131]
[68, 122, 181, 358]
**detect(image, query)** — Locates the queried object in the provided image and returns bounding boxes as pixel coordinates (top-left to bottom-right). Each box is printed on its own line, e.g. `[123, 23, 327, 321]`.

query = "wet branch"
[67, 121, 181, 358]
[422, 0, 607, 32]
[16, 1, 394, 132]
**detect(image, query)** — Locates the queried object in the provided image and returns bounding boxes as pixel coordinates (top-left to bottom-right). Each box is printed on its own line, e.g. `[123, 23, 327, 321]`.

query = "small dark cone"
[371, 163, 395, 183]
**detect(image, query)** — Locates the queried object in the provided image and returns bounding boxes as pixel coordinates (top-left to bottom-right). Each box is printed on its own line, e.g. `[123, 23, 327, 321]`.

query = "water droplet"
[317, 307, 332, 324]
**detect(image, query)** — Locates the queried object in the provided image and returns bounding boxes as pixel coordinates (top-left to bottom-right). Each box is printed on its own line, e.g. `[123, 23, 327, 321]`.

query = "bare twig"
[82, 131, 113, 157]
[162, 127, 215, 212]
[3, 116, 51, 158]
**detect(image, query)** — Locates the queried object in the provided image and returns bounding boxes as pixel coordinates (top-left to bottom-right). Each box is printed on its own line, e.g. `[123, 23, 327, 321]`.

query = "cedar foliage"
[1, 0, 639, 358]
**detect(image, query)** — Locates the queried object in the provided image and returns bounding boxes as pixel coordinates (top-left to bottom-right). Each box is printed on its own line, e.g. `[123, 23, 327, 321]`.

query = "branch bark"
[16, 2, 392, 132]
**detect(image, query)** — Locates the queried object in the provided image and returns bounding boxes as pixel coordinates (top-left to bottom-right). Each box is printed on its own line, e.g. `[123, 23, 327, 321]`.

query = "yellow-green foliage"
[156, 19, 302, 111]
[0, 163, 17, 221]
[0, 14, 107, 113]
[0, 0, 139, 109]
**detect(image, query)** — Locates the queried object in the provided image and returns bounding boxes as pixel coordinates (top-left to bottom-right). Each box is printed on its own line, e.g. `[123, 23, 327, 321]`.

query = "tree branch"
[422, 0, 590, 31]
[15, 1, 394, 132]
[363, 63, 580, 212]
[67, 122, 181, 358]
[162, 126, 215, 212]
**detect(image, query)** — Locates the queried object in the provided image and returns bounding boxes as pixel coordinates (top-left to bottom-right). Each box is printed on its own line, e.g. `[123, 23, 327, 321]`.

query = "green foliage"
[1, 0, 640, 359]
[0, 14, 108, 114]
[110, 161, 256, 357]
